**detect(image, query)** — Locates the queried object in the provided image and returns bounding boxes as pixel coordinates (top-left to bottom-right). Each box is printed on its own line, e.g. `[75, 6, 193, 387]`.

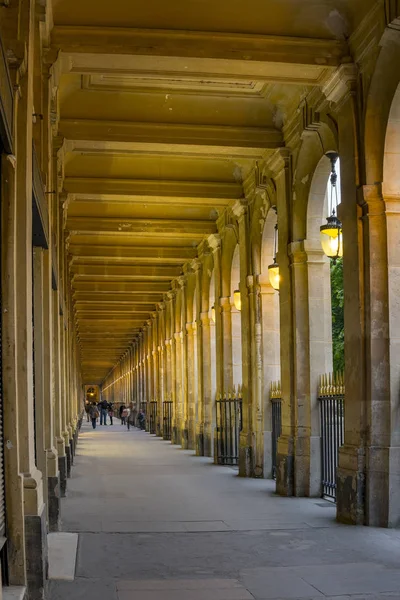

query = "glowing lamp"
[233, 290, 241, 311]
[211, 306, 216, 323]
[268, 262, 280, 291]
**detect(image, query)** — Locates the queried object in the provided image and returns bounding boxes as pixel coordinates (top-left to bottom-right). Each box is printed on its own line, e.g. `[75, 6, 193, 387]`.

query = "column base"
[65, 444, 72, 479]
[171, 426, 179, 445]
[195, 432, 204, 456]
[202, 427, 213, 458]
[69, 438, 74, 466]
[25, 504, 47, 600]
[48, 475, 61, 532]
[336, 444, 366, 525]
[275, 435, 294, 496]
[263, 431, 273, 479]
[238, 431, 253, 477]
[181, 428, 189, 449]
[58, 455, 67, 497]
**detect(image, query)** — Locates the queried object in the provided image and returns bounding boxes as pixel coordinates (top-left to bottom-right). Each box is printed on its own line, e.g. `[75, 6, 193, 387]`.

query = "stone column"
[208, 235, 223, 395]
[329, 78, 367, 525]
[1, 152, 26, 585]
[273, 150, 297, 496]
[180, 278, 189, 448]
[53, 293, 67, 497]
[259, 276, 280, 478]
[200, 312, 213, 456]
[157, 304, 166, 436]
[186, 322, 196, 449]
[14, 4, 47, 591]
[194, 261, 204, 456]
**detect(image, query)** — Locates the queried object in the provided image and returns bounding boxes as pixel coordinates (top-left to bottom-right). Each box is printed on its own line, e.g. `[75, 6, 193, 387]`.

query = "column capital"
[265, 148, 291, 179]
[362, 183, 385, 216]
[200, 311, 210, 325]
[219, 296, 231, 312]
[322, 63, 357, 107]
[288, 240, 307, 265]
[231, 199, 249, 220]
[207, 233, 221, 252]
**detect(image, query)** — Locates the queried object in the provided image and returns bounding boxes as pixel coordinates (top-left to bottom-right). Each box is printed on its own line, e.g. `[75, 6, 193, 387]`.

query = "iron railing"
[216, 390, 242, 466]
[319, 372, 345, 501]
[148, 401, 157, 434]
[163, 400, 173, 441]
[270, 382, 282, 480]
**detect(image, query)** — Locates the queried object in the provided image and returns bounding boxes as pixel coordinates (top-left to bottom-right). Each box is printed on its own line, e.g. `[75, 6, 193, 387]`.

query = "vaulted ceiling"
[52, 0, 375, 384]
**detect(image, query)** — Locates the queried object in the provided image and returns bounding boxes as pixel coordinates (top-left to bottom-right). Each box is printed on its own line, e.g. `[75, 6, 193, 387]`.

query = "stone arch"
[292, 120, 338, 241]
[364, 29, 400, 185]
[250, 184, 275, 275]
[221, 223, 239, 298]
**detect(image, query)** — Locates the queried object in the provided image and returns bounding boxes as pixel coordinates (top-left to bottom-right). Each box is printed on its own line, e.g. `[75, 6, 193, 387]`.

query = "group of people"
[85, 398, 146, 431]
[119, 402, 146, 430]
[85, 398, 114, 429]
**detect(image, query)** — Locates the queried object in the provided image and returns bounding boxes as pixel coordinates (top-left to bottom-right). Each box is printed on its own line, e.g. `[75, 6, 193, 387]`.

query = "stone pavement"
[49, 421, 400, 600]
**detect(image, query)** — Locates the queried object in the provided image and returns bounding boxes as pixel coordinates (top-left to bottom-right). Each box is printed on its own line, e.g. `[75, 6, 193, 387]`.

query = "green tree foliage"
[330, 258, 344, 372]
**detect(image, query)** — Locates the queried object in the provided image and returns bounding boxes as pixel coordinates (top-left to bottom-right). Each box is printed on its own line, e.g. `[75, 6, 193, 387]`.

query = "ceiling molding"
[59, 119, 283, 150]
[64, 177, 243, 199]
[52, 26, 347, 67]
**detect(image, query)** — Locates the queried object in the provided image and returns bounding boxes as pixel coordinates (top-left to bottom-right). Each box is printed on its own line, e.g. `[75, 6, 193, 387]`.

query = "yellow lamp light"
[320, 153, 343, 263]
[233, 289, 241, 311]
[268, 262, 280, 291]
[320, 216, 343, 262]
[211, 305, 216, 323]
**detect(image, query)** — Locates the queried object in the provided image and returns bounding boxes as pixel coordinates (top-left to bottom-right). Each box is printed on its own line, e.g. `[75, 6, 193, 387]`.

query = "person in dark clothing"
[108, 402, 114, 425]
[137, 410, 146, 430]
[119, 404, 126, 425]
[89, 402, 99, 429]
[99, 398, 109, 425]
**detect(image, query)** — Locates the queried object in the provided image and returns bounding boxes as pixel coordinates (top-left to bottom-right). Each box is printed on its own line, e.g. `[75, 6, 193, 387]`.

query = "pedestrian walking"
[99, 398, 109, 425]
[85, 401, 91, 422]
[89, 402, 99, 429]
[127, 402, 137, 430]
[108, 402, 114, 425]
[121, 405, 128, 425]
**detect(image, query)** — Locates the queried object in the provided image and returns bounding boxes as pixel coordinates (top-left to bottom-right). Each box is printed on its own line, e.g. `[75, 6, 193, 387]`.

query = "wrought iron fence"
[215, 389, 242, 466]
[319, 372, 345, 501]
[148, 401, 157, 434]
[270, 381, 282, 480]
[163, 400, 173, 441]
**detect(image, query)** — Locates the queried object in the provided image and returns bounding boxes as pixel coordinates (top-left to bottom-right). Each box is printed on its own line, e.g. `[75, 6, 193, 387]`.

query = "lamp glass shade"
[233, 289, 241, 311]
[211, 306, 216, 323]
[268, 263, 280, 291]
[320, 225, 343, 260]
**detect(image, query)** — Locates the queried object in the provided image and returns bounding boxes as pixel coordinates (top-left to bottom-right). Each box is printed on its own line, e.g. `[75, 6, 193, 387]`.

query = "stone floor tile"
[298, 563, 400, 596]
[182, 520, 231, 532]
[117, 579, 244, 590]
[240, 571, 323, 599]
[49, 578, 118, 600]
[117, 590, 254, 600]
[48, 532, 79, 580]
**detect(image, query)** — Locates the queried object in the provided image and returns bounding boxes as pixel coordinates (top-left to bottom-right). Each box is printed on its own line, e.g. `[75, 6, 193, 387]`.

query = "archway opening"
[260, 208, 281, 478]
[230, 244, 242, 388]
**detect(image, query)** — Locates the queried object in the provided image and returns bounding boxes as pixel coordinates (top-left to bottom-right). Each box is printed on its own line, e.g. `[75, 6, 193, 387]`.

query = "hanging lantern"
[268, 222, 280, 291]
[211, 305, 216, 323]
[233, 289, 241, 311]
[320, 153, 343, 263]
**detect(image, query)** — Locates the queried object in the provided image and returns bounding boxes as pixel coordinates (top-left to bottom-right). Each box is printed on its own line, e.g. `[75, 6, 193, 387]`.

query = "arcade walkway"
[49, 424, 400, 600]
